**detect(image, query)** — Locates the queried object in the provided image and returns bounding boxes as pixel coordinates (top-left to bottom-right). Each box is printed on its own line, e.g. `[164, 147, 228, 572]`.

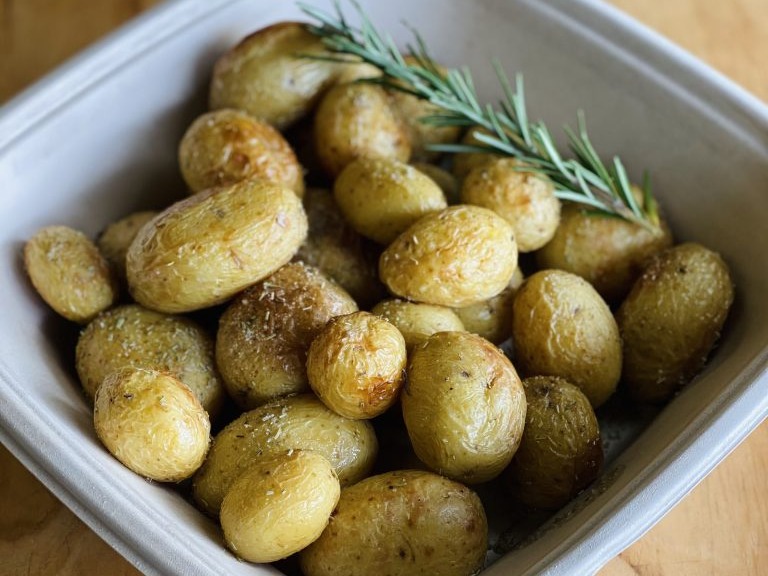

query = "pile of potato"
[23, 21, 734, 576]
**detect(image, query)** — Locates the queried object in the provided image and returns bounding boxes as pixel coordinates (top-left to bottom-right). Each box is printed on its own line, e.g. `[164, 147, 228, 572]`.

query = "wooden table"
[1, 1, 766, 574]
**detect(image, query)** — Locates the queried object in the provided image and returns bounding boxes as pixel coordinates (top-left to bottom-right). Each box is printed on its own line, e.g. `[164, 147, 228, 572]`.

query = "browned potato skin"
[24, 225, 117, 323]
[126, 179, 307, 313]
[451, 126, 500, 181]
[76, 304, 225, 418]
[220, 450, 340, 563]
[178, 108, 304, 196]
[97, 211, 158, 281]
[300, 469, 488, 576]
[314, 82, 411, 178]
[371, 299, 465, 350]
[461, 158, 561, 252]
[536, 203, 674, 304]
[215, 262, 357, 410]
[617, 242, 734, 404]
[453, 268, 524, 344]
[412, 162, 461, 204]
[307, 311, 407, 419]
[379, 205, 518, 307]
[333, 157, 447, 244]
[209, 22, 340, 130]
[511, 270, 622, 408]
[192, 394, 377, 517]
[508, 376, 603, 510]
[402, 331, 526, 484]
[93, 368, 210, 482]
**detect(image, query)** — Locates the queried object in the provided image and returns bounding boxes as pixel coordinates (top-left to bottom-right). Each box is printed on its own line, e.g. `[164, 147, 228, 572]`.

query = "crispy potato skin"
[402, 331, 526, 484]
[93, 368, 210, 482]
[616, 242, 734, 403]
[192, 394, 377, 516]
[300, 470, 488, 576]
[209, 22, 340, 130]
[97, 211, 158, 281]
[126, 179, 307, 313]
[371, 299, 464, 350]
[215, 262, 357, 409]
[307, 311, 407, 419]
[511, 270, 621, 408]
[76, 304, 225, 418]
[379, 205, 518, 307]
[508, 376, 603, 510]
[178, 109, 304, 196]
[24, 225, 117, 323]
[453, 268, 524, 344]
[536, 203, 674, 304]
[220, 450, 340, 563]
[333, 157, 447, 245]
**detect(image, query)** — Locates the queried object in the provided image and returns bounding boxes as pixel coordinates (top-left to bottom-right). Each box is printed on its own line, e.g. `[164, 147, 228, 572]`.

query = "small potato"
[453, 268, 524, 344]
[461, 158, 561, 252]
[97, 211, 158, 281]
[307, 311, 407, 419]
[536, 202, 674, 303]
[511, 270, 622, 408]
[76, 304, 225, 418]
[24, 225, 117, 323]
[314, 82, 411, 177]
[209, 22, 340, 130]
[215, 262, 357, 409]
[126, 179, 307, 313]
[412, 162, 461, 204]
[402, 331, 526, 484]
[93, 367, 210, 482]
[333, 157, 447, 244]
[192, 394, 377, 516]
[300, 470, 488, 576]
[379, 205, 518, 307]
[451, 126, 500, 181]
[508, 376, 603, 510]
[221, 450, 340, 563]
[371, 299, 464, 350]
[617, 242, 734, 404]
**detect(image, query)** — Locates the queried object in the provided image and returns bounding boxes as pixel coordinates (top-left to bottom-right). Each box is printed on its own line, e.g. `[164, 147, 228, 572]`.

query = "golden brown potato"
[333, 157, 447, 244]
[379, 205, 518, 307]
[371, 298, 464, 350]
[126, 178, 307, 313]
[192, 394, 377, 516]
[215, 262, 357, 409]
[332, 59, 382, 84]
[300, 470, 488, 576]
[616, 242, 734, 403]
[508, 376, 603, 510]
[314, 82, 411, 177]
[451, 126, 500, 181]
[76, 304, 225, 418]
[307, 311, 407, 419]
[97, 211, 158, 281]
[536, 202, 674, 303]
[411, 162, 461, 204]
[402, 331, 526, 484]
[209, 22, 340, 130]
[511, 270, 622, 408]
[24, 225, 117, 323]
[220, 450, 340, 563]
[293, 188, 385, 308]
[93, 367, 210, 482]
[461, 158, 561, 252]
[178, 108, 304, 196]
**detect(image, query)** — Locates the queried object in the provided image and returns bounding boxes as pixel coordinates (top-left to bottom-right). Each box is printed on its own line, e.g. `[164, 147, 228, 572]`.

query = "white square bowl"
[1, 0, 767, 574]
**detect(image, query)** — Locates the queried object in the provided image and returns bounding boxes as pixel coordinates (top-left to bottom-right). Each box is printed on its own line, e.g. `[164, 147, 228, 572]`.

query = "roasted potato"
[126, 178, 307, 313]
[24, 225, 117, 323]
[192, 394, 377, 516]
[307, 311, 407, 419]
[93, 367, 210, 482]
[402, 331, 526, 484]
[300, 470, 488, 576]
[511, 270, 622, 408]
[379, 205, 518, 307]
[411, 162, 461, 204]
[215, 262, 357, 409]
[371, 298, 465, 350]
[451, 126, 500, 181]
[96, 211, 158, 281]
[617, 242, 734, 403]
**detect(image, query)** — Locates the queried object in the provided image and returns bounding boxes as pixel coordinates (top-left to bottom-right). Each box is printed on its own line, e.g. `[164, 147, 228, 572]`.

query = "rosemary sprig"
[298, 0, 661, 231]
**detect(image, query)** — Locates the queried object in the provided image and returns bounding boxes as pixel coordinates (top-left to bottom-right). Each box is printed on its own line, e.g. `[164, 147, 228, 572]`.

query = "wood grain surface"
[1, 1, 766, 575]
